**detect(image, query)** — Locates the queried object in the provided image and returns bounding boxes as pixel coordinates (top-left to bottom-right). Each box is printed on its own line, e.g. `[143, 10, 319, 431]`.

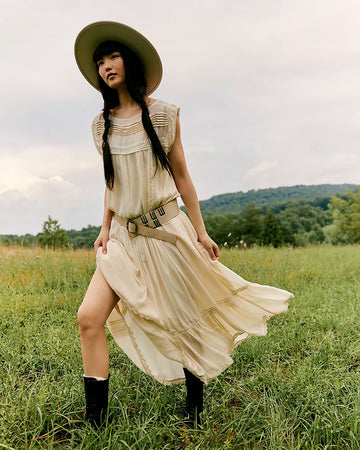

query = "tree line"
[203, 199, 331, 248]
[1, 186, 360, 249]
[1, 217, 100, 250]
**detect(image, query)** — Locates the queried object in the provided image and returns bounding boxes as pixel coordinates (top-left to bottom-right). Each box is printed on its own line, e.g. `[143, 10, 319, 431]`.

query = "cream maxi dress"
[92, 99, 293, 385]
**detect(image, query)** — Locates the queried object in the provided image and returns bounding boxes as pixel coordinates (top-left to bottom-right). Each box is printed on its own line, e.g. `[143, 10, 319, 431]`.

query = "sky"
[1, 0, 360, 235]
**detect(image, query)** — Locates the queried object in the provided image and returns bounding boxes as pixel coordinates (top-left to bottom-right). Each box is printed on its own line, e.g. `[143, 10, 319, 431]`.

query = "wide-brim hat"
[74, 21, 162, 95]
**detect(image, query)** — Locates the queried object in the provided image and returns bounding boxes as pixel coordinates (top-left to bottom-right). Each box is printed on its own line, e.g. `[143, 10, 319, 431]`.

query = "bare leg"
[77, 267, 119, 378]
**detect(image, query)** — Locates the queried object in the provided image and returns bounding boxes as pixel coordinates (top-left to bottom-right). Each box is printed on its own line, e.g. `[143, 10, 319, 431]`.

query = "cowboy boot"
[83, 376, 109, 426]
[183, 368, 204, 428]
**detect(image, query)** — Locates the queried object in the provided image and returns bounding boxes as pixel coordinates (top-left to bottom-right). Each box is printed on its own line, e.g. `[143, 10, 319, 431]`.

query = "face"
[97, 52, 125, 89]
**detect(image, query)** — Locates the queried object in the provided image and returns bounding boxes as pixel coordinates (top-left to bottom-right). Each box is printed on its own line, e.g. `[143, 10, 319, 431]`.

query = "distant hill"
[198, 184, 357, 216]
[1, 184, 358, 248]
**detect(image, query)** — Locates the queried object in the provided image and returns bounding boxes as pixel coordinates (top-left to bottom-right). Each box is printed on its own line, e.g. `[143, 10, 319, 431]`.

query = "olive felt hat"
[74, 21, 162, 94]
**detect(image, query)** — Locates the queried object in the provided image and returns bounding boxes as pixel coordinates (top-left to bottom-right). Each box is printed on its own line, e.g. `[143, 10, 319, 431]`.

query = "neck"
[109, 87, 144, 119]
[116, 86, 137, 108]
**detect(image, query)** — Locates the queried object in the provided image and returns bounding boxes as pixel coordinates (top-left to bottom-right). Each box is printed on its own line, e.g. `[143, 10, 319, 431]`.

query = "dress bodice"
[92, 100, 180, 218]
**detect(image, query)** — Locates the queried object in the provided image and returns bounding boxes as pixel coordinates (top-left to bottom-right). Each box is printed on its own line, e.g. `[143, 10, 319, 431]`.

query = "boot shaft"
[183, 368, 204, 411]
[183, 368, 204, 427]
[83, 376, 109, 426]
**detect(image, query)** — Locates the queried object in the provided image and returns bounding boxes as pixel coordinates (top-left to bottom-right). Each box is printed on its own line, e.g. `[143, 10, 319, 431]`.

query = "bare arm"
[94, 187, 113, 254]
[168, 115, 220, 261]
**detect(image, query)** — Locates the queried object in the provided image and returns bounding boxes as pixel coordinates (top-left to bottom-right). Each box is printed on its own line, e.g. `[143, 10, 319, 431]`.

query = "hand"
[197, 233, 220, 261]
[94, 228, 110, 254]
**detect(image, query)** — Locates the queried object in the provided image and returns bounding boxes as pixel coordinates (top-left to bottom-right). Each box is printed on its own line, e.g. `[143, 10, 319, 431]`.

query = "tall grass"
[1, 245, 360, 449]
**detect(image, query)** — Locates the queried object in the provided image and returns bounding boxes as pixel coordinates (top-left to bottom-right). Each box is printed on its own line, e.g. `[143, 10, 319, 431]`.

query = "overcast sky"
[1, 0, 360, 234]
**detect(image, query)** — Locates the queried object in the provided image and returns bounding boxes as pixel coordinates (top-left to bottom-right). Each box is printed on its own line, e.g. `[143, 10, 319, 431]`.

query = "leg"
[77, 267, 119, 426]
[77, 267, 119, 378]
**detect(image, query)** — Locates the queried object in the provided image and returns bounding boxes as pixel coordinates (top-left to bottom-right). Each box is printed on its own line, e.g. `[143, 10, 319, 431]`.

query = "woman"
[74, 21, 292, 428]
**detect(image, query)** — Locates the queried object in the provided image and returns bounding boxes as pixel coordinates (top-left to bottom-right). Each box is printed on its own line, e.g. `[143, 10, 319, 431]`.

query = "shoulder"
[91, 112, 104, 135]
[91, 112, 105, 144]
[92, 112, 104, 125]
[149, 99, 179, 116]
[149, 100, 180, 149]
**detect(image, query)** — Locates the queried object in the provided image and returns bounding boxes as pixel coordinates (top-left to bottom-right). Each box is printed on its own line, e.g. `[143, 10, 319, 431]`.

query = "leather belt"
[114, 199, 179, 244]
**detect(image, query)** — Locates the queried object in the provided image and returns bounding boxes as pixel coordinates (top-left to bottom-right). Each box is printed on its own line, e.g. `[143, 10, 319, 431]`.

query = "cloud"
[0, 144, 99, 193]
[0, 142, 104, 234]
[1, 0, 360, 234]
[244, 162, 279, 180]
[0, 171, 104, 235]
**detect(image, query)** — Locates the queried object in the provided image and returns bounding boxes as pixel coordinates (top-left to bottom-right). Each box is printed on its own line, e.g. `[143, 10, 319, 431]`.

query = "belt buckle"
[126, 219, 138, 237]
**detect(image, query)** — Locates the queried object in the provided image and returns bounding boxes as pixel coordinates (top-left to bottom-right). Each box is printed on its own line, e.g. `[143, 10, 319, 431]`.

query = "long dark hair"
[93, 41, 172, 189]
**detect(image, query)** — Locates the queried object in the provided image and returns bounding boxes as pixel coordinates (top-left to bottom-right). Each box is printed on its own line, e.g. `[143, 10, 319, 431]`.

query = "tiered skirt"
[97, 210, 293, 385]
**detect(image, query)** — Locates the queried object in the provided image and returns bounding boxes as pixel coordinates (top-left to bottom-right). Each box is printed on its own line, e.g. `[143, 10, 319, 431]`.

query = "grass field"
[1, 244, 360, 449]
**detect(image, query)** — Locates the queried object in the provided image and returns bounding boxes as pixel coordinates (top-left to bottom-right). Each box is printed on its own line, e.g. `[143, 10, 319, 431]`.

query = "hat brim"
[74, 21, 162, 95]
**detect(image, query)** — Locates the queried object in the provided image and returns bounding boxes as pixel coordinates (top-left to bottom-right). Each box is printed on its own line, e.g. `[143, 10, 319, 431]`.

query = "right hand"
[94, 228, 110, 254]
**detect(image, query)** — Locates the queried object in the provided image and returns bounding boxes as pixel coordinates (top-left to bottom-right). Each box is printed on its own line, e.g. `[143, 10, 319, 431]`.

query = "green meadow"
[1, 245, 360, 449]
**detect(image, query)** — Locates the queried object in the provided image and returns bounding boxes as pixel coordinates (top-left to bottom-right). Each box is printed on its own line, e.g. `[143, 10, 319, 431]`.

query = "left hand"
[197, 233, 220, 261]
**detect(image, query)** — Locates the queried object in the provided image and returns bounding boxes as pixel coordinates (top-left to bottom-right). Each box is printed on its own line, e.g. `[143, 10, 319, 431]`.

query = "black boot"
[183, 368, 204, 428]
[83, 376, 109, 427]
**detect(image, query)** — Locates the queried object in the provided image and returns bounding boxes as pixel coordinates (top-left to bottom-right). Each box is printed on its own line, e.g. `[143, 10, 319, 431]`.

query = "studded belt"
[113, 199, 179, 244]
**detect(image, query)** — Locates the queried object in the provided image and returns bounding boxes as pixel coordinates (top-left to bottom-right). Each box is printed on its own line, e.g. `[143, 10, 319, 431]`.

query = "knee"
[77, 305, 104, 335]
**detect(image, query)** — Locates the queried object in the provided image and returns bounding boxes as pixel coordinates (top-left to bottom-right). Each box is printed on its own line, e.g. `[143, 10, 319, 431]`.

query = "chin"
[107, 81, 124, 90]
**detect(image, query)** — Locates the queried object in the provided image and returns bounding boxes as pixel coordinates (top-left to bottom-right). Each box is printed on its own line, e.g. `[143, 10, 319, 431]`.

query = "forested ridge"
[1, 183, 359, 249]
[198, 183, 357, 215]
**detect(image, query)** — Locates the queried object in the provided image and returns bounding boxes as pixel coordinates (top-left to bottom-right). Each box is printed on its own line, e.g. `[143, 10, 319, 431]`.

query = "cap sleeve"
[91, 114, 104, 156]
[167, 103, 180, 152]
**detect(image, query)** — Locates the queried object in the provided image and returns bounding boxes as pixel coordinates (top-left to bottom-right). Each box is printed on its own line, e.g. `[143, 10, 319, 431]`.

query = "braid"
[139, 98, 173, 176]
[93, 40, 173, 189]
[102, 104, 114, 189]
